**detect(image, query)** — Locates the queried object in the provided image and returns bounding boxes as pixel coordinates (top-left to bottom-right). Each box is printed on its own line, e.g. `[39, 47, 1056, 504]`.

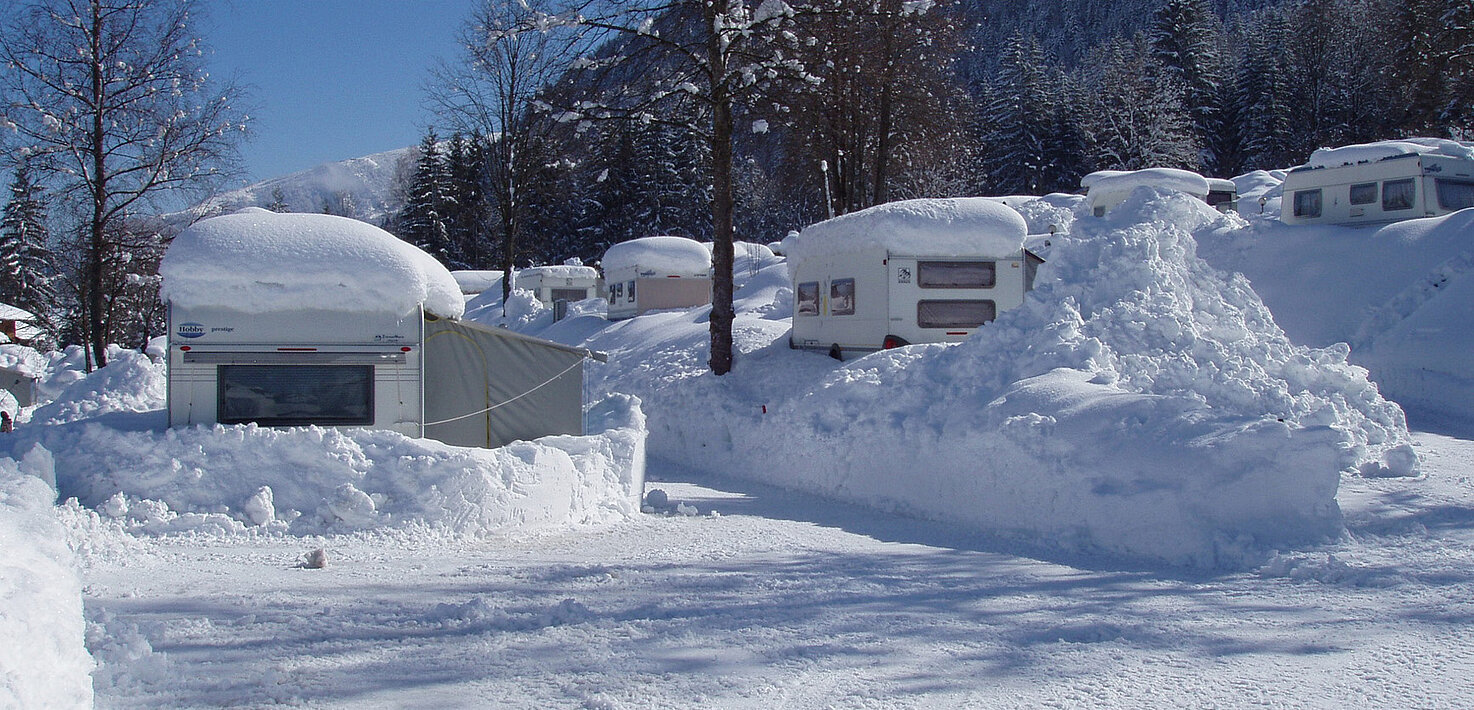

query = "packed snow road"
[83, 433, 1474, 709]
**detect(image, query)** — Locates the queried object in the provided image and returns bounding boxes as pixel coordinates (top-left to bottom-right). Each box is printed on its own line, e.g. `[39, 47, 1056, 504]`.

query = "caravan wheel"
[828, 343, 842, 361]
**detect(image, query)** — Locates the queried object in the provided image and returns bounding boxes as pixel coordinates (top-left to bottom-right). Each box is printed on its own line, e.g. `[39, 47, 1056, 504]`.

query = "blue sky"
[205, 0, 477, 184]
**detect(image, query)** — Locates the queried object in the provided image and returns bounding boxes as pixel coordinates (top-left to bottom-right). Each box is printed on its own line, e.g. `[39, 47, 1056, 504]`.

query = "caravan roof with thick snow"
[1305, 138, 1474, 169]
[783, 198, 1027, 263]
[519, 265, 600, 281]
[602, 236, 712, 275]
[160, 208, 464, 319]
[1085, 168, 1210, 199]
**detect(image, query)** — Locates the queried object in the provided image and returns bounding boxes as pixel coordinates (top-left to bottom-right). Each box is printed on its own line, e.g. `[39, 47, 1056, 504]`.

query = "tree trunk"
[706, 8, 735, 376]
[88, 1, 108, 370]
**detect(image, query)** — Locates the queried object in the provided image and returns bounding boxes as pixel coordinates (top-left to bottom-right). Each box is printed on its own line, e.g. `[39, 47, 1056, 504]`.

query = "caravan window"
[918, 300, 995, 329]
[795, 281, 820, 316]
[1293, 189, 1322, 218]
[551, 288, 587, 302]
[610, 282, 622, 303]
[1382, 179, 1415, 211]
[1349, 183, 1377, 205]
[1436, 179, 1474, 211]
[918, 261, 996, 289]
[218, 365, 373, 426]
[626, 281, 636, 303]
[829, 278, 856, 316]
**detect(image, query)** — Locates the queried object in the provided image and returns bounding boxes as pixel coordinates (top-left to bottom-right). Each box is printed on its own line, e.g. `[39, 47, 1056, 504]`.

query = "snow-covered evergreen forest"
[1, 0, 1472, 357]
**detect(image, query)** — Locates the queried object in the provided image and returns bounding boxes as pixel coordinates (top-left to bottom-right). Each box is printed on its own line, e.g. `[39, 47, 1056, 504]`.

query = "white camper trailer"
[783, 198, 1043, 358]
[1083, 168, 1212, 217]
[1280, 138, 1474, 226]
[602, 236, 713, 320]
[450, 270, 505, 300]
[161, 209, 602, 449]
[514, 264, 602, 305]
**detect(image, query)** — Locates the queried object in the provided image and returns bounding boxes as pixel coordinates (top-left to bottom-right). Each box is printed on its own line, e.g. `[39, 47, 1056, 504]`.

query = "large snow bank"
[1197, 201, 1474, 431]
[581, 190, 1415, 568]
[160, 208, 464, 319]
[0, 452, 93, 709]
[1305, 137, 1474, 168]
[602, 236, 711, 275]
[784, 198, 1027, 263]
[2, 349, 645, 538]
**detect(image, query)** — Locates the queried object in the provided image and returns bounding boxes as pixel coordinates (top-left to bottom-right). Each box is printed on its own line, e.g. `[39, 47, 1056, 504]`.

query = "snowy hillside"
[185, 146, 412, 223]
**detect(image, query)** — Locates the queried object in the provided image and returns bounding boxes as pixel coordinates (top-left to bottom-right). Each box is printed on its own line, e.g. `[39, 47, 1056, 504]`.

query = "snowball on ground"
[1087, 168, 1211, 200]
[783, 197, 1028, 264]
[1306, 137, 1474, 168]
[160, 208, 464, 319]
[517, 265, 600, 282]
[0, 454, 94, 709]
[602, 236, 712, 275]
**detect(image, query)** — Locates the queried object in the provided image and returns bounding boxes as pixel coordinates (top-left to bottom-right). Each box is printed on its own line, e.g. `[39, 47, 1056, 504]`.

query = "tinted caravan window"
[795, 281, 820, 316]
[551, 288, 587, 302]
[1293, 189, 1322, 218]
[1383, 179, 1415, 211]
[918, 261, 996, 289]
[918, 300, 995, 329]
[218, 365, 373, 426]
[1436, 179, 1474, 211]
[829, 278, 856, 316]
[1349, 182, 1377, 205]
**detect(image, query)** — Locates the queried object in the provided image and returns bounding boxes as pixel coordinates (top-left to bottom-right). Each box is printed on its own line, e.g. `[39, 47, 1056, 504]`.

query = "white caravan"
[162, 209, 600, 449]
[784, 198, 1043, 358]
[1083, 168, 1213, 217]
[602, 236, 713, 320]
[1280, 138, 1474, 226]
[514, 264, 602, 304]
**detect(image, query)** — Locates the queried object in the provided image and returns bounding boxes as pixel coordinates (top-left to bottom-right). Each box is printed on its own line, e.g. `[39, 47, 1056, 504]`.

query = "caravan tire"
[828, 344, 842, 361]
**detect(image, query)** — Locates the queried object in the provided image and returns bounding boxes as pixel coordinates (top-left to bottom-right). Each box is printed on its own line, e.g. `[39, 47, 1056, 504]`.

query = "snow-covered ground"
[3, 183, 1474, 707]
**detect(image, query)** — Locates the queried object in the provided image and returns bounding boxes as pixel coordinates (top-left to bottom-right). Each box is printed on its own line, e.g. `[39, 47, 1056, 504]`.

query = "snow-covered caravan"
[450, 270, 505, 299]
[514, 264, 601, 304]
[1206, 178, 1238, 214]
[1280, 138, 1474, 225]
[1083, 168, 1211, 217]
[161, 209, 602, 449]
[784, 198, 1043, 358]
[602, 236, 713, 320]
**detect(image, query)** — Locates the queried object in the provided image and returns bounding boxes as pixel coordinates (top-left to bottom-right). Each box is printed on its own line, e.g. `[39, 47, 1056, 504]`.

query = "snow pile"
[0, 453, 93, 709]
[602, 236, 711, 275]
[989, 193, 1082, 236]
[784, 197, 1028, 261]
[1, 349, 645, 537]
[160, 208, 464, 319]
[1197, 202, 1474, 430]
[0, 343, 47, 379]
[582, 191, 1415, 567]
[1304, 137, 1474, 168]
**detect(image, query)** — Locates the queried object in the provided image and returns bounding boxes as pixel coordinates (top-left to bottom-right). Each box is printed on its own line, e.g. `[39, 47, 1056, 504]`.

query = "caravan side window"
[795, 281, 820, 316]
[1436, 179, 1474, 211]
[1293, 189, 1322, 218]
[1382, 179, 1415, 211]
[626, 280, 636, 303]
[1349, 183, 1377, 205]
[611, 282, 623, 302]
[218, 365, 374, 426]
[918, 300, 996, 329]
[918, 261, 996, 289]
[829, 278, 855, 316]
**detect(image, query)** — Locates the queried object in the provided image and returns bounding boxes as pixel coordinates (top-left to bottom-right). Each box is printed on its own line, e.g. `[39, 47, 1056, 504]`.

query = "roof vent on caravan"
[160, 208, 602, 449]
[782, 198, 1043, 359]
[1280, 138, 1474, 226]
[1082, 168, 1214, 217]
[601, 236, 713, 320]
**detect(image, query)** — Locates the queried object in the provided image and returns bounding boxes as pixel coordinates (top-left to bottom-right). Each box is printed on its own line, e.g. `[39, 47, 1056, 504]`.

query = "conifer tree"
[1149, 0, 1226, 173]
[393, 130, 458, 265]
[0, 162, 59, 337]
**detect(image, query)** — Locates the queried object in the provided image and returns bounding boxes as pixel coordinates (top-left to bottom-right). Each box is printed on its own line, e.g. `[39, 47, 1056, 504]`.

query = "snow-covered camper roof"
[1078, 170, 1129, 191]
[783, 197, 1028, 263]
[518, 264, 600, 281]
[603, 236, 712, 275]
[1086, 168, 1211, 199]
[0, 302, 42, 343]
[1301, 138, 1474, 170]
[161, 208, 464, 319]
[451, 270, 505, 295]
[701, 241, 776, 261]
